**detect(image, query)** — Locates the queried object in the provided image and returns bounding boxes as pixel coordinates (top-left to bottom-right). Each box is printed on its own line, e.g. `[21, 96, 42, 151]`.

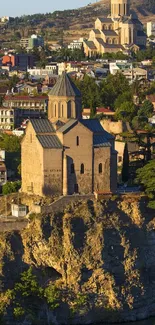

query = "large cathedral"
[83, 0, 146, 56]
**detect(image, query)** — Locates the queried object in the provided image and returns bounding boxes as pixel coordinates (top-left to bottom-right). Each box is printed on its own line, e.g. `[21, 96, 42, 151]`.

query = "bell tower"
[111, 0, 130, 18]
[48, 72, 82, 123]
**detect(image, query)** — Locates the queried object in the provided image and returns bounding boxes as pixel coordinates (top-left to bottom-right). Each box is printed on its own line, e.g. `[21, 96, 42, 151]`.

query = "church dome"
[49, 72, 81, 97]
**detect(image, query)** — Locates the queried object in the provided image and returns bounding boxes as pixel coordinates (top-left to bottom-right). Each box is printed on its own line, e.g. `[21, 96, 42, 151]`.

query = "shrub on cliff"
[2, 181, 21, 195]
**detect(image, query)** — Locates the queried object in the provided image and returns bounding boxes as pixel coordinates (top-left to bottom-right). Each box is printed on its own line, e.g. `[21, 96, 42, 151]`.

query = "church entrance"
[74, 184, 79, 193]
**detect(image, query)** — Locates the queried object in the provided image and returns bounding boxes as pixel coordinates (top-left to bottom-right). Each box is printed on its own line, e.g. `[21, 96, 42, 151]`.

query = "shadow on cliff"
[100, 197, 150, 308]
[1, 231, 28, 289]
[71, 217, 88, 252]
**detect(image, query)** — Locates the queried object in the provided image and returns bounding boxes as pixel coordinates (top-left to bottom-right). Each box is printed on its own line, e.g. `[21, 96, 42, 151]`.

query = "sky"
[1, 0, 92, 17]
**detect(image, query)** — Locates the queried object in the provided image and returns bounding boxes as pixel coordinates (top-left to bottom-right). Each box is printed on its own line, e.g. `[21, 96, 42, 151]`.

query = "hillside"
[0, 0, 154, 45]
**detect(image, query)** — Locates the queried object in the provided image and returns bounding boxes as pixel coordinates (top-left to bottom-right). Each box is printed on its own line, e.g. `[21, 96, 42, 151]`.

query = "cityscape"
[0, 0, 154, 324]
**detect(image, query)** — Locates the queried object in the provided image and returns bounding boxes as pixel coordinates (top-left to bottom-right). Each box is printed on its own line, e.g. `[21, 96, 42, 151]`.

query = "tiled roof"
[98, 18, 113, 23]
[49, 72, 81, 97]
[93, 29, 101, 34]
[93, 135, 111, 147]
[80, 119, 114, 139]
[102, 30, 118, 36]
[31, 119, 55, 133]
[37, 135, 62, 149]
[96, 38, 123, 49]
[84, 40, 97, 50]
[96, 107, 114, 114]
[57, 119, 78, 134]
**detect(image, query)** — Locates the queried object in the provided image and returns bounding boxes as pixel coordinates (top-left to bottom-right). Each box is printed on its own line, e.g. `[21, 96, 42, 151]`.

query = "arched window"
[80, 163, 84, 174]
[76, 136, 79, 146]
[71, 163, 75, 174]
[99, 163, 102, 174]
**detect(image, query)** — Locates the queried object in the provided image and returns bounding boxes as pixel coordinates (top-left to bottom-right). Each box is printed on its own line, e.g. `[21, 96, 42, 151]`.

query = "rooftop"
[49, 72, 81, 97]
[30, 119, 55, 133]
[37, 135, 62, 149]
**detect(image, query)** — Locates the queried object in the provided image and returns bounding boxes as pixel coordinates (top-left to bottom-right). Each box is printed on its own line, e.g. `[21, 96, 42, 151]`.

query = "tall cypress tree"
[122, 142, 129, 183]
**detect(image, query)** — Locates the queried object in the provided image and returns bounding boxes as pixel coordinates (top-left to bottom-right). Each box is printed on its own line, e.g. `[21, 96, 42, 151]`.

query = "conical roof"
[49, 72, 81, 97]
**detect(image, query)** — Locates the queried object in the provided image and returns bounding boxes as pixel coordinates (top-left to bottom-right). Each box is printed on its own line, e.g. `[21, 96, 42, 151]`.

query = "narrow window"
[30, 134, 32, 143]
[71, 163, 75, 174]
[76, 136, 79, 146]
[55, 104, 56, 117]
[80, 163, 84, 174]
[99, 163, 102, 174]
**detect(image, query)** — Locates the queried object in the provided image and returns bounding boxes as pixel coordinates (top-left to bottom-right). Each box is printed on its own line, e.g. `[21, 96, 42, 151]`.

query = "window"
[30, 134, 32, 143]
[76, 136, 79, 146]
[118, 156, 122, 163]
[99, 163, 102, 174]
[80, 163, 84, 174]
[71, 163, 74, 174]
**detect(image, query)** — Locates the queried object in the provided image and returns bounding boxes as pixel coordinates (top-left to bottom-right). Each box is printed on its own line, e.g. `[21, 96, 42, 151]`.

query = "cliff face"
[1, 197, 155, 324]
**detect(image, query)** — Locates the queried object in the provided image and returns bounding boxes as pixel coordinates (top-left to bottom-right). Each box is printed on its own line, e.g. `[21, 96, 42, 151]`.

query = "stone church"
[21, 73, 117, 197]
[83, 0, 146, 56]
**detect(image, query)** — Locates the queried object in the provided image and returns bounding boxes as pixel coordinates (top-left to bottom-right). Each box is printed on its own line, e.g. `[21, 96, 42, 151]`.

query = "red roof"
[96, 107, 114, 114]
[5, 95, 48, 101]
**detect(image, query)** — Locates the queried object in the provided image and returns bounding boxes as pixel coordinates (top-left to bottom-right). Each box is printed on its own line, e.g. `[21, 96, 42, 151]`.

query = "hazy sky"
[1, 0, 91, 17]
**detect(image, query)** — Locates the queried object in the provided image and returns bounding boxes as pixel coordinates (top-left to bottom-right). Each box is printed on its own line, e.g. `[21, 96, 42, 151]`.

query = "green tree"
[115, 101, 136, 121]
[100, 72, 130, 109]
[0, 134, 21, 152]
[74, 75, 101, 109]
[122, 142, 129, 183]
[114, 91, 133, 110]
[132, 115, 148, 130]
[2, 181, 21, 195]
[136, 160, 155, 208]
[138, 100, 154, 118]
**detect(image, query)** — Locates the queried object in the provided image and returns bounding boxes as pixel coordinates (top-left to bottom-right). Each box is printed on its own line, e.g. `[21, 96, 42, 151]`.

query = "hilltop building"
[21, 73, 117, 196]
[83, 0, 146, 56]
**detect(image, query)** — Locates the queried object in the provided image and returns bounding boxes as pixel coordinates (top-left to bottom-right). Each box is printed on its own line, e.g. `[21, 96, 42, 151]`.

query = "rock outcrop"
[0, 196, 155, 324]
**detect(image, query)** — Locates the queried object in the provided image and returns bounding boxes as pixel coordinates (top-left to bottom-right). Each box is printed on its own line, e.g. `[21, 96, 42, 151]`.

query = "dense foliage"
[0, 267, 61, 324]
[2, 181, 21, 195]
[136, 160, 155, 208]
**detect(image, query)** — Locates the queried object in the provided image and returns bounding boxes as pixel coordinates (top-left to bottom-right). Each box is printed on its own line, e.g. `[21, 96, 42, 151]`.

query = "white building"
[109, 61, 132, 75]
[147, 21, 155, 37]
[68, 38, 83, 50]
[28, 64, 58, 76]
[11, 204, 28, 218]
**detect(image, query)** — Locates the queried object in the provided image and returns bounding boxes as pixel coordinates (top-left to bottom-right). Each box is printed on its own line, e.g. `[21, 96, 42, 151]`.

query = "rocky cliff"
[1, 196, 155, 324]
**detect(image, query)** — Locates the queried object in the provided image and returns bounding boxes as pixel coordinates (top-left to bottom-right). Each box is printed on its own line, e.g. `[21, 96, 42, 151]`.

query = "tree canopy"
[136, 160, 155, 208]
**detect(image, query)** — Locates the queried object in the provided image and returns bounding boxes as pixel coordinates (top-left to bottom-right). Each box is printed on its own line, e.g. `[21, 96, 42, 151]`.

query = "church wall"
[110, 152, 118, 192]
[62, 123, 93, 194]
[21, 123, 44, 196]
[95, 19, 102, 30]
[94, 147, 111, 192]
[43, 148, 63, 196]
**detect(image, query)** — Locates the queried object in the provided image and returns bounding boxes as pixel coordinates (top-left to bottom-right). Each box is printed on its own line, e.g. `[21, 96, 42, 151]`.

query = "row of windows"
[71, 163, 103, 174]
